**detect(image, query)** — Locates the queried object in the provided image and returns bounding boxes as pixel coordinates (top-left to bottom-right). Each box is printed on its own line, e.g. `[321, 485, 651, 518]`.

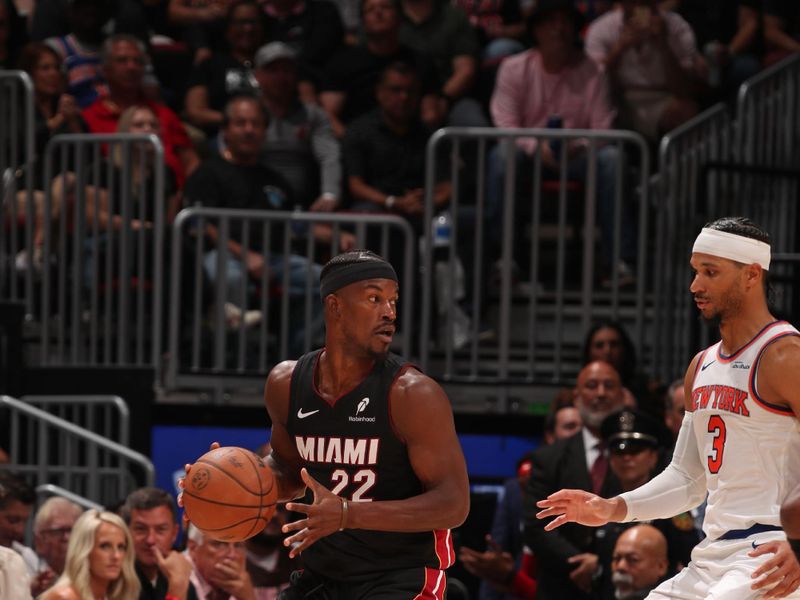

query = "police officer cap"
[601, 408, 663, 453]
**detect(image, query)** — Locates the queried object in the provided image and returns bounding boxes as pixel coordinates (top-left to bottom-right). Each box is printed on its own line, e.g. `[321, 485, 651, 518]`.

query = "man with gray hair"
[82, 33, 200, 187]
[32, 497, 83, 583]
[186, 524, 257, 600]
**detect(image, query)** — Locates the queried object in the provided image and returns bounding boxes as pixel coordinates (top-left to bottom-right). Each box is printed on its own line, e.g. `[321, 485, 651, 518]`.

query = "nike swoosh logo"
[701, 360, 716, 371]
[297, 408, 320, 419]
[752, 540, 761, 549]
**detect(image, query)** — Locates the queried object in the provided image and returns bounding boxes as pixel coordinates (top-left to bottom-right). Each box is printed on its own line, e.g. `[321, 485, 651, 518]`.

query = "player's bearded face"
[696, 268, 745, 325]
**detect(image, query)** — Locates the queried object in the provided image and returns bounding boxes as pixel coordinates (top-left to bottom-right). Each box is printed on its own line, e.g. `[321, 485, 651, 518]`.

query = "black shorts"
[278, 567, 448, 600]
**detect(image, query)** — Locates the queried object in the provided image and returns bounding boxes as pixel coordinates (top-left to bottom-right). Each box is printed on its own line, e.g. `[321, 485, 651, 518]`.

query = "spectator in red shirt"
[82, 33, 200, 187]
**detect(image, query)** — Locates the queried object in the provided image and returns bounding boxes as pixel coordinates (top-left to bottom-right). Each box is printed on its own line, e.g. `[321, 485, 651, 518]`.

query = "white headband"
[692, 227, 771, 270]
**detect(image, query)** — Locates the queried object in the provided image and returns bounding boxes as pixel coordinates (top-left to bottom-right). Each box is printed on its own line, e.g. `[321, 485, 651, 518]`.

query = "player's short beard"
[698, 283, 743, 327]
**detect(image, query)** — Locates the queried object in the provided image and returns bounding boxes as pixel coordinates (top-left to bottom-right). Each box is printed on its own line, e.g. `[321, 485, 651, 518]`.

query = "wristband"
[339, 497, 349, 531]
[385, 195, 397, 209]
[790, 538, 800, 562]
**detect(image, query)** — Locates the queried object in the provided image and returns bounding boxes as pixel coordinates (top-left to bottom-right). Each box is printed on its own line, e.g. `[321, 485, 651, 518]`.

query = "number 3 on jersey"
[330, 468, 377, 501]
[707, 415, 727, 474]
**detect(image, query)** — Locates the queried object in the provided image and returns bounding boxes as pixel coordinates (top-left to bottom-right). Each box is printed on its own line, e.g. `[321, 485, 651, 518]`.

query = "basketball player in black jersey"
[262, 250, 470, 599]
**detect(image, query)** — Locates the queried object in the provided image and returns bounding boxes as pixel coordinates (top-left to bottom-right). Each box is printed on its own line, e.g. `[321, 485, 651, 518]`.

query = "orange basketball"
[183, 446, 277, 542]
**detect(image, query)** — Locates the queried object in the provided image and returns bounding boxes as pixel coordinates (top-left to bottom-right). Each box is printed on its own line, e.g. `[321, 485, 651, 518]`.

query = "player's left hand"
[282, 468, 346, 558]
[750, 539, 800, 598]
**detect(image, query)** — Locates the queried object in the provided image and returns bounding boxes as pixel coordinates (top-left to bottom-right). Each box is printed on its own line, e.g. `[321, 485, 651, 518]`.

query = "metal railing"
[21, 395, 130, 447]
[420, 127, 652, 394]
[166, 208, 416, 392]
[37, 133, 166, 371]
[1, 395, 154, 506]
[0, 70, 36, 315]
[650, 53, 800, 380]
[737, 53, 800, 169]
[36, 484, 103, 510]
[652, 104, 736, 381]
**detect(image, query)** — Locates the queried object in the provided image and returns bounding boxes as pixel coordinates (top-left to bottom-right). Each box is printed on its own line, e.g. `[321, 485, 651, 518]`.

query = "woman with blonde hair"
[41, 509, 140, 600]
[88, 103, 180, 230]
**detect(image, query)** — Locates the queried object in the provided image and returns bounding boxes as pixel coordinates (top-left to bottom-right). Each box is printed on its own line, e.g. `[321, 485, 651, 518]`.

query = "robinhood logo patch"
[349, 397, 376, 423]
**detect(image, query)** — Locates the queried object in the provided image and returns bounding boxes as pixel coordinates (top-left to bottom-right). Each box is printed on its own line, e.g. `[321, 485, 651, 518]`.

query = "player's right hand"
[536, 489, 624, 530]
[282, 468, 345, 558]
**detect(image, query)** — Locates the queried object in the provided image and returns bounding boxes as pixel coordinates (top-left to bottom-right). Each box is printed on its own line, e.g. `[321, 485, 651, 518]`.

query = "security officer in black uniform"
[594, 408, 701, 600]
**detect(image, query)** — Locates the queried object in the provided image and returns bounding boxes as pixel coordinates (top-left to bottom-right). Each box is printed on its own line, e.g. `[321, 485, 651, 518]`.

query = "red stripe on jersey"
[716, 320, 786, 362]
[413, 568, 447, 599]
[747, 331, 798, 416]
[433, 528, 454, 569]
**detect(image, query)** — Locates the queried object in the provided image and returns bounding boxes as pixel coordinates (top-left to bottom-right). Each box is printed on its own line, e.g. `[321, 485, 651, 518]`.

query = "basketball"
[183, 446, 278, 542]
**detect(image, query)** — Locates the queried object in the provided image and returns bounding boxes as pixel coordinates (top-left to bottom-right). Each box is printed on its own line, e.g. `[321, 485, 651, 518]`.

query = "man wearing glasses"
[32, 497, 84, 592]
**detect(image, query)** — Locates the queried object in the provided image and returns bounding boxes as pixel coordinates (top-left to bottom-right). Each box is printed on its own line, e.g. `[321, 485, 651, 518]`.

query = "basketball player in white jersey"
[536, 217, 800, 598]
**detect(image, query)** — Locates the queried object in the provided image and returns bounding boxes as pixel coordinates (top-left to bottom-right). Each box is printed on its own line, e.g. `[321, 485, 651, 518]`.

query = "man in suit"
[521, 360, 626, 599]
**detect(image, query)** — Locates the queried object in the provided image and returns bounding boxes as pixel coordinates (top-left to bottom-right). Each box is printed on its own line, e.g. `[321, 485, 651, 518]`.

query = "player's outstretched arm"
[538, 352, 708, 532]
[264, 360, 307, 502]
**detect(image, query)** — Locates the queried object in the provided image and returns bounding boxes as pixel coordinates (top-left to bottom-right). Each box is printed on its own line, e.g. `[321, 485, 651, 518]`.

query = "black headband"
[320, 258, 398, 298]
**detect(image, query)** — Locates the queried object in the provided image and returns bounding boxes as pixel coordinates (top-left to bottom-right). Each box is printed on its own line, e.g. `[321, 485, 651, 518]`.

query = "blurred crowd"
[0, 446, 296, 600]
[456, 319, 698, 600]
[0, 319, 691, 599]
[3, 0, 797, 347]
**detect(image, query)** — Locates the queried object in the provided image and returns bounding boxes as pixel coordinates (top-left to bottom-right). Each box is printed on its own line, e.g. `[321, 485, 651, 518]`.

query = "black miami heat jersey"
[286, 349, 455, 582]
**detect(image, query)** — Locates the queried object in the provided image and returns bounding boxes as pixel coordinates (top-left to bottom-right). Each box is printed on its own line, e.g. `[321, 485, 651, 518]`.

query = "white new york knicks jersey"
[690, 320, 800, 540]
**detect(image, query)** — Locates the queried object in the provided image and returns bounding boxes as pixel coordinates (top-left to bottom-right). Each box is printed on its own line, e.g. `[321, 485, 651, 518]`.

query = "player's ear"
[744, 263, 762, 289]
[325, 293, 341, 318]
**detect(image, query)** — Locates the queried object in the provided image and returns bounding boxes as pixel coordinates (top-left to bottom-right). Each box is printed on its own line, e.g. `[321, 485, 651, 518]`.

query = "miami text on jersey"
[295, 436, 380, 465]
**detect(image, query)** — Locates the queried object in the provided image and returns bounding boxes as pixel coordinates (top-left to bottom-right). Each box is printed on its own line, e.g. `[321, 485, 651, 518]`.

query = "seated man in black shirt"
[184, 95, 324, 357]
[594, 409, 699, 600]
[183, 0, 265, 138]
[342, 61, 451, 226]
[320, 0, 442, 138]
[121, 487, 198, 600]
